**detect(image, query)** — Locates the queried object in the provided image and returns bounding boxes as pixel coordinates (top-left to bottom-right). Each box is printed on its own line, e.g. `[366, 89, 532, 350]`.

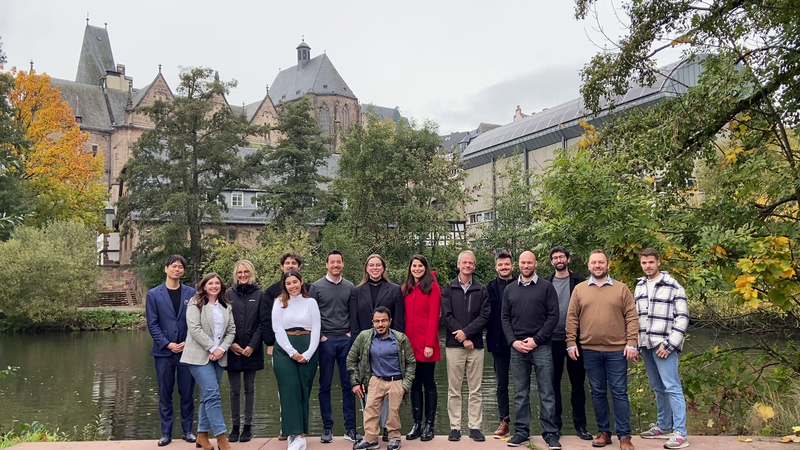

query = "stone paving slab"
[11, 435, 796, 450]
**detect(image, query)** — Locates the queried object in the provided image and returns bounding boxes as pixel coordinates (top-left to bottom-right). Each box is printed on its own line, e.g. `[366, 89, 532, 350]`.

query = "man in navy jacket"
[146, 255, 197, 446]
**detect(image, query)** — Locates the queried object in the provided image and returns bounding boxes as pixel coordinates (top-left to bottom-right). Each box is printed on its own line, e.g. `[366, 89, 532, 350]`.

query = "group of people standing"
[145, 245, 690, 450]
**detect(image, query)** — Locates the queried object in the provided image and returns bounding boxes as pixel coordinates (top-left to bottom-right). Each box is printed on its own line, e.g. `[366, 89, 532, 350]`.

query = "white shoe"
[287, 435, 298, 450]
[296, 436, 308, 450]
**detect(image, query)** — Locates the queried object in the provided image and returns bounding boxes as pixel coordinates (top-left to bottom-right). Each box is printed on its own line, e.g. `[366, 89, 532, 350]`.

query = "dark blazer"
[226, 283, 271, 371]
[486, 277, 514, 353]
[440, 277, 491, 349]
[146, 282, 197, 357]
[349, 280, 405, 336]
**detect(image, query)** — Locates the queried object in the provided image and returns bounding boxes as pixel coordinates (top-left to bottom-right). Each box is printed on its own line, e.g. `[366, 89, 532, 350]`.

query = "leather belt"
[378, 375, 402, 382]
[285, 330, 311, 335]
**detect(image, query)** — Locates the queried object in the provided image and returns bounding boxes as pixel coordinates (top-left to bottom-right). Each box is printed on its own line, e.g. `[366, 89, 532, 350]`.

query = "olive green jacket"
[346, 328, 417, 394]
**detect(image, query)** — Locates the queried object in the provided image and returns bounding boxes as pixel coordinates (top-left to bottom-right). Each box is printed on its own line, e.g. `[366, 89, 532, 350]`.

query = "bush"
[0, 222, 99, 329]
[76, 309, 145, 330]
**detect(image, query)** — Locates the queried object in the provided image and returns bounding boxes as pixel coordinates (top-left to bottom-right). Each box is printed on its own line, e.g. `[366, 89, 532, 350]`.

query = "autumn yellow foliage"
[9, 70, 106, 230]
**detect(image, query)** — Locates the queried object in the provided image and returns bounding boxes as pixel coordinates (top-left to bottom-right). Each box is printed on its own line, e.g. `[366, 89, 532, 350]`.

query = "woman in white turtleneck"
[271, 270, 321, 450]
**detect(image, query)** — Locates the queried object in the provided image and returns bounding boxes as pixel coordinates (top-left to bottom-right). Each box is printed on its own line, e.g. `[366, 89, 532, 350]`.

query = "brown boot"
[195, 432, 213, 450]
[593, 431, 612, 447]
[493, 417, 510, 438]
[216, 433, 232, 450]
[619, 435, 635, 450]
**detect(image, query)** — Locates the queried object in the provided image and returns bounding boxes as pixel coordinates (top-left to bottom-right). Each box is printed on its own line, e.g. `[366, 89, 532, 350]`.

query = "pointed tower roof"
[269, 53, 356, 104]
[76, 23, 116, 85]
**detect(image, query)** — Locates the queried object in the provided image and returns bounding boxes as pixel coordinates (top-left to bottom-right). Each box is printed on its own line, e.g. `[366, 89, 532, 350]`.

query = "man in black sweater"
[486, 251, 515, 438]
[441, 250, 491, 442]
[501, 251, 560, 450]
[265, 252, 315, 302]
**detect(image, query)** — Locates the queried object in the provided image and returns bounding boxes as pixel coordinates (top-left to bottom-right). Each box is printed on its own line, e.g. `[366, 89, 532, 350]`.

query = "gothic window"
[319, 104, 331, 136]
[342, 105, 350, 132]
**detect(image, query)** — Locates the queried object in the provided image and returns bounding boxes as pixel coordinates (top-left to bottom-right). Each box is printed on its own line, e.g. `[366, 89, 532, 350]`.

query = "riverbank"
[10, 435, 794, 449]
[0, 308, 145, 332]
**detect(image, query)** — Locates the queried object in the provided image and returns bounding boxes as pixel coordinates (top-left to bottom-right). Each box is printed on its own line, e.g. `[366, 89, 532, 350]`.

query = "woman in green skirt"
[271, 270, 321, 450]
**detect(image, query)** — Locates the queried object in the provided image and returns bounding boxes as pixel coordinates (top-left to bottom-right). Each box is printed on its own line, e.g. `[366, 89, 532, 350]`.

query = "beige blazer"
[181, 297, 236, 366]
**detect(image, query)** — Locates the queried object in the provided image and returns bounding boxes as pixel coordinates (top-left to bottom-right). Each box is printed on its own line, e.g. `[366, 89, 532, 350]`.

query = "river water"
[0, 329, 741, 440]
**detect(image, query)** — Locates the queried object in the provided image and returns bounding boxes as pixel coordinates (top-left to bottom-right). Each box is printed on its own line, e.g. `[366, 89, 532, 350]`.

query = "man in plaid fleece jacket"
[634, 248, 690, 449]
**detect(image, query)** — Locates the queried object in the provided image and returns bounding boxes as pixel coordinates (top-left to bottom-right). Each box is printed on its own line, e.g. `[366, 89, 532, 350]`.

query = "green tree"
[250, 96, 331, 229]
[117, 68, 262, 283]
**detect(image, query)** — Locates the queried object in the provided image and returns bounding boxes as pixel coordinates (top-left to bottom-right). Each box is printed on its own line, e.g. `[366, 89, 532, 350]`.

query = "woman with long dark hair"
[181, 273, 236, 450]
[272, 270, 321, 450]
[224, 260, 272, 443]
[402, 255, 441, 441]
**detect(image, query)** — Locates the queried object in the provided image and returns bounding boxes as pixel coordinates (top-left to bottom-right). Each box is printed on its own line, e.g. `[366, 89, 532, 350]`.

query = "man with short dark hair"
[545, 246, 591, 441]
[486, 251, 514, 438]
[313, 250, 360, 444]
[265, 252, 314, 302]
[348, 307, 416, 450]
[146, 255, 197, 447]
[567, 250, 639, 450]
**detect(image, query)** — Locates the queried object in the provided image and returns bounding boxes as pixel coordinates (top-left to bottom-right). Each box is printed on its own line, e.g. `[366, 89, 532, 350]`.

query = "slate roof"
[52, 78, 112, 130]
[440, 131, 469, 151]
[361, 104, 404, 123]
[230, 99, 264, 122]
[269, 53, 356, 104]
[132, 83, 152, 108]
[76, 24, 116, 85]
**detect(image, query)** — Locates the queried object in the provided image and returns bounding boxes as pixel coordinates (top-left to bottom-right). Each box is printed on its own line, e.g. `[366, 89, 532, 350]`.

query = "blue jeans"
[582, 349, 630, 438]
[318, 336, 356, 430]
[510, 345, 558, 440]
[189, 361, 226, 436]
[641, 347, 687, 435]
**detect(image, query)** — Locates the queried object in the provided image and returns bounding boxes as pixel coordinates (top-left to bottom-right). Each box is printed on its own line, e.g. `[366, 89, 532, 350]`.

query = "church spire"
[296, 37, 311, 67]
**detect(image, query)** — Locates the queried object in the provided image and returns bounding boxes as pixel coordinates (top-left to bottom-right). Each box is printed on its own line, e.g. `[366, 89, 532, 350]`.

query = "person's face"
[410, 259, 426, 281]
[588, 253, 610, 279]
[165, 262, 185, 281]
[640, 255, 660, 278]
[284, 275, 302, 296]
[457, 254, 475, 277]
[205, 277, 222, 296]
[326, 254, 344, 277]
[550, 252, 570, 272]
[367, 257, 384, 280]
[282, 257, 300, 273]
[372, 312, 391, 335]
[518, 252, 537, 278]
[495, 257, 513, 278]
[235, 264, 251, 284]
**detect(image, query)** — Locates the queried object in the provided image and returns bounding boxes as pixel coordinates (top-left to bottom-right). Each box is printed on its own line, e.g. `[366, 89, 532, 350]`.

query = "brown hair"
[279, 270, 309, 308]
[639, 247, 660, 260]
[193, 272, 229, 311]
[280, 252, 303, 267]
[402, 254, 434, 295]
[360, 254, 389, 285]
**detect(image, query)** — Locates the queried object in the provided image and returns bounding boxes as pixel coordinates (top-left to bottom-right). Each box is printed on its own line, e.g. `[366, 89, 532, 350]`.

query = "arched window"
[342, 104, 350, 132]
[319, 104, 331, 136]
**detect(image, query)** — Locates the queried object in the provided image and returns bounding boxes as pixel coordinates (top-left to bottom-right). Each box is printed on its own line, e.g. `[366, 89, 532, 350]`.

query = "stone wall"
[97, 265, 146, 305]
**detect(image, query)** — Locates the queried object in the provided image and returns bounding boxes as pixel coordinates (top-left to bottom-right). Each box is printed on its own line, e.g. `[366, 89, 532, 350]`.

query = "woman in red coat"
[402, 254, 441, 442]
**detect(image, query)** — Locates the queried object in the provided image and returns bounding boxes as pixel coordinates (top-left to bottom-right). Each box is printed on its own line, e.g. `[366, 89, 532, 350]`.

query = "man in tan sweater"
[566, 250, 638, 450]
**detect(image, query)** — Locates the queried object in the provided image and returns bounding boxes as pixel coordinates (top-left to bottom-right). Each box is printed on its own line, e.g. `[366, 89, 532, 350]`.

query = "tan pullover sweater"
[565, 278, 638, 351]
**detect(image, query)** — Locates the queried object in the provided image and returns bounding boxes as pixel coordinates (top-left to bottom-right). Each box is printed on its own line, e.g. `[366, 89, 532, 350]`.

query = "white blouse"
[272, 294, 321, 360]
[209, 301, 224, 353]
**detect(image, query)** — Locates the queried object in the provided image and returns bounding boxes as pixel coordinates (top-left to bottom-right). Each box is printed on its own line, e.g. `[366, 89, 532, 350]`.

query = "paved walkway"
[12, 435, 795, 449]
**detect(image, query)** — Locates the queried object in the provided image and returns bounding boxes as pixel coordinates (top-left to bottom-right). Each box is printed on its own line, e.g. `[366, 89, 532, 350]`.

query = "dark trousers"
[583, 349, 631, 438]
[228, 370, 257, 426]
[154, 353, 195, 435]
[318, 335, 356, 430]
[275, 334, 319, 436]
[551, 340, 587, 431]
[491, 347, 511, 419]
[411, 361, 436, 392]
[510, 345, 558, 440]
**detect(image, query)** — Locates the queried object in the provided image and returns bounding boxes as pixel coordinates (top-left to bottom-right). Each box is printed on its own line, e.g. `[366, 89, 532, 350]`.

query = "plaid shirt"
[633, 271, 689, 353]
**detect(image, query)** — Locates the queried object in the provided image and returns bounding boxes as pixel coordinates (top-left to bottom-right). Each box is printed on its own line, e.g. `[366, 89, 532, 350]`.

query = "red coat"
[403, 275, 442, 362]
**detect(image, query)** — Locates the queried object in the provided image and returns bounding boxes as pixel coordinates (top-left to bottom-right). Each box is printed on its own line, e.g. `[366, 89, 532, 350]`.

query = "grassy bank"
[0, 309, 145, 333]
[0, 416, 106, 449]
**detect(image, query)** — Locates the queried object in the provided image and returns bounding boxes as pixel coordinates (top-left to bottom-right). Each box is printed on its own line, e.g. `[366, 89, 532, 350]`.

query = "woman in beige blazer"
[181, 273, 236, 450]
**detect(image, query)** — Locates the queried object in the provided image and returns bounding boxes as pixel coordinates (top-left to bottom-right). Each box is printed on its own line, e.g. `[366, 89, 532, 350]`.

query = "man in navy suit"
[146, 255, 197, 446]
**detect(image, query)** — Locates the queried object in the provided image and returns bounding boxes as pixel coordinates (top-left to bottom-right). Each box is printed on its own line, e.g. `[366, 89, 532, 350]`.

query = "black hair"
[373, 305, 392, 319]
[549, 246, 571, 259]
[326, 250, 343, 263]
[280, 252, 303, 267]
[495, 251, 513, 262]
[402, 254, 434, 295]
[165, 255, 188, 269]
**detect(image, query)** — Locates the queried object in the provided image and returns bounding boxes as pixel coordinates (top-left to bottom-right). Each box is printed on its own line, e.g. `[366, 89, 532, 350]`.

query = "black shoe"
[577, 426, 593, 440]
[354, 440, 380, 450]
[240, 425, 252, 443]
[345, 429, 362, 443]
[383, 428, 389, 442]
[506, 434, 529, 447]
[469, 429, 485, 442]
[229, 425, 240, 443]
[546, 436, 562, 450]
[448, 429, 461, 441]
[182, 432, 196, 443]
[321, 428, 333, 443]
[388, 438, 402, 450]
[157, 434, 172, 446]
[420, 421, 434, 441]
[406, 422, 423, 440]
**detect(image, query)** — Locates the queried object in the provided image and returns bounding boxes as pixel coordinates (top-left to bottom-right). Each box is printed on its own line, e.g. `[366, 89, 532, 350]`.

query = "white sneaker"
[287, 435, 299, 450]
[664, 431, 689, 449]
[641, 424, 672, 439]
[297, 436, 308, 450]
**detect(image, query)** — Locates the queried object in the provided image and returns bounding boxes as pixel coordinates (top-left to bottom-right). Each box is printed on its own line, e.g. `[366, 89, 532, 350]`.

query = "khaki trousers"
[446, 347, 485, 430]
[364, 376, 404, 442]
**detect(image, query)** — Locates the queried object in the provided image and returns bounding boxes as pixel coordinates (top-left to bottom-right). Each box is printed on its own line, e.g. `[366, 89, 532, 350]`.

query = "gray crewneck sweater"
[312, 276, 355, 337]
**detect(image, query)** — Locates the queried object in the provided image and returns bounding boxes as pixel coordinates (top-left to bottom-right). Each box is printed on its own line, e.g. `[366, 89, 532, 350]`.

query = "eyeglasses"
[372, 319, 390, 324]
[551, 255, 567, 261]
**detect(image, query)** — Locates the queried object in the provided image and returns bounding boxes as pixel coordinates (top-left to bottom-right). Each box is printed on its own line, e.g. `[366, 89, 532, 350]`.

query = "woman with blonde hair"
[181, 273, 236, 450]
[272, 270, 321, 450]
[224, 260, 272, 442]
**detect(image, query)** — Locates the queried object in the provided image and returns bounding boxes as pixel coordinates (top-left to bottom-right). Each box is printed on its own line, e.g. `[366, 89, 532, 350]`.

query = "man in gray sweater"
[313, 250, 361, 444]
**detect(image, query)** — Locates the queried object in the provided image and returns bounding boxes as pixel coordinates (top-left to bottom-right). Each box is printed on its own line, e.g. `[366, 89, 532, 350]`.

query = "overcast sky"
[0, 1, 678, 134]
